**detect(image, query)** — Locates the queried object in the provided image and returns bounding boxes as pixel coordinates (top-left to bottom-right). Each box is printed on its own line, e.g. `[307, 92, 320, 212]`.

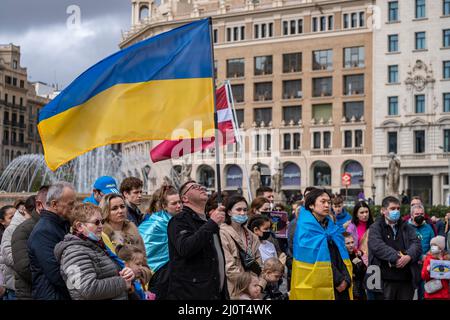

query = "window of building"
[344, 101, 364, 121]
[283, 53, 302, 73]
[226, 58, 245, 78]
[351, 13, 358, 28]
[414, 130, 425, 153]
[388, 34, 399, 52]
[254, 56, 273, 76]
[415, 95, 425, 113]
[19, 133, 24, 143]
[283, 134, 291, 150]
[343, 74, 364, 95]
[12, 96, 15, 105]
[313, 132, 321, 149]
[254, 22, 273, 39]
[415, 0, 426, 19]
[5, 76, 11, 85]
[415, 32, 426, 50]
[312, 104, 332, 122]
[312, 15, 334, 32]
[312, 49, 333, 70]
[12, 78, 17, 86]
[235, 109, 244, 126]
[231, 84, 244, 103]
[3, 111, 9, 122]
[4, 94, 8, 103]
[213, 29, 218, 43]
[283, 19, 303, 35]
[254, 107, 272, 125]
[388, 1, 399, 22]
[19, 80, 24, 88]
[254, 82, 272, 101]
[226, 25, 245, 42]
[343, 14, 349, 28]
[343, 47, 365, 68]
[359, 12, 365, 27]
[12, 60, 17, 69]
[312, 77, 333, 97]
[388, 65, 399, 83]
[444, 29, 450, 47]
[3, 130, 8, 143]
[323, 131, 331, 148]
[444, 93, 450, 112]
[355, 130, 363, 147]
[388, 96, 399, 115]
[445, 0, 450, 16]
[444, 61, 450, 79]
[282, 80, 302, 99]
[388, 132, 398, 153]
[282, 106, 302, 123]
[139, 5, 149, 21]
[444, 129, 450, 152]
[12, 113, 17, 124]
[19, 98, 23, 106]
[344, 131, 352, 148]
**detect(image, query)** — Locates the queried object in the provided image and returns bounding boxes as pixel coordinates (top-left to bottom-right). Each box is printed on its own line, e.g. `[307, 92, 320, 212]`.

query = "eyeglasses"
[85, 219, 104, 226]
[182, 183, 206, 196]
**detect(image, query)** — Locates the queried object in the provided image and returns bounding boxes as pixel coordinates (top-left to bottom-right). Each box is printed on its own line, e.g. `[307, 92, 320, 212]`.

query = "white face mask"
[430, 245, 441, 255]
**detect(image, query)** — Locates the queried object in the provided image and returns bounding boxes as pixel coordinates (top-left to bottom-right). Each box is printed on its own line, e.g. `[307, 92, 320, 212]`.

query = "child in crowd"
[116, 244, 154, 299]
[261, 257, 288, 300]
[331, 196, 352, 229]
[421, 236, 450, 300]
[248, 216, 286, 264]
[232, 272, 262, 300]
[343, 232, 367, 300]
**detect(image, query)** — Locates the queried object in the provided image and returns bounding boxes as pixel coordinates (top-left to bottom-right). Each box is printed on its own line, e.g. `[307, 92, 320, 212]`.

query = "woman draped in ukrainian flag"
[290, 188, 353, 300]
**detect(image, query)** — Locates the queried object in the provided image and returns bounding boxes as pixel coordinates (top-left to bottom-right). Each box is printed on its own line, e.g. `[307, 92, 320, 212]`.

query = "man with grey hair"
[28, 182, 76, 300]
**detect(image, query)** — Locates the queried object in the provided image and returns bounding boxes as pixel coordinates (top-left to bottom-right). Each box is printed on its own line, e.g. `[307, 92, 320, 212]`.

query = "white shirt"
[259, 240, 277, 263]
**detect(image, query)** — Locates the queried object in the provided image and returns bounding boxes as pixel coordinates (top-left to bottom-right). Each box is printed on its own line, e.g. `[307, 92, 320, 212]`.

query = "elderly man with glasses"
[166, 180, 229, 300]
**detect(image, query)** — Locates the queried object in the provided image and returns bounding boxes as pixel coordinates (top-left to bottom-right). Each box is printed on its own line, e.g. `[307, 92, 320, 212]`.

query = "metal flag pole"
[208, 17, 223, 204]
[225, 80, 253, 202]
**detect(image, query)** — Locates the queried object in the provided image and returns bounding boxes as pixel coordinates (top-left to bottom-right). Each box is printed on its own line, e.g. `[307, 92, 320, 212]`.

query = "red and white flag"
[150, 84, 236, 162]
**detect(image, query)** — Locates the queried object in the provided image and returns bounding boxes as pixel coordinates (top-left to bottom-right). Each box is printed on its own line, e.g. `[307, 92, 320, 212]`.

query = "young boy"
[331, 196, 351, 229]
[343, 232, 367, 300]
[261, 257, 288, 300]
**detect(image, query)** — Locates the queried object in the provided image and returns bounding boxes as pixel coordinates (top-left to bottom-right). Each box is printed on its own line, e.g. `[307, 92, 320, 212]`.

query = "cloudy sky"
[0, 0, 131, 89]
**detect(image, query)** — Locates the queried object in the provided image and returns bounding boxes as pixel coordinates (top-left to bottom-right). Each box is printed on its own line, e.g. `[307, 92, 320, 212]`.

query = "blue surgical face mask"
[387, 210, 401, 222]
[231, 214, 248, 225]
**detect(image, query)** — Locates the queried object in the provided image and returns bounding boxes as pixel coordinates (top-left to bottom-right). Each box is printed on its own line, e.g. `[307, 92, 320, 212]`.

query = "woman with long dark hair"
[346, 201, 374, 250]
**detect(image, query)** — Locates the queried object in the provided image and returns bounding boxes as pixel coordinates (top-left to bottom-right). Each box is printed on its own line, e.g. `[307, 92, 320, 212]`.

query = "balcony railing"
[251, 151, 271, 158]
[281, 150, 302, 157]
[341, 147, 363, 154]
[310, 149, 332, 156]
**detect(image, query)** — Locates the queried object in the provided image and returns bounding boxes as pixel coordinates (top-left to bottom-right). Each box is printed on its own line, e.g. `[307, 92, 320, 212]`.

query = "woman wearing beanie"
[421, 236, 450, 300]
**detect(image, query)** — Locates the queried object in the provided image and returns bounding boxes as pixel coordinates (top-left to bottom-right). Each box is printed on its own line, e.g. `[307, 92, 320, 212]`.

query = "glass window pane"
[323, 132, 331, 148]
[231, 84, 244, 103]
[283, 133, 291, 150]
[253, 107, 272, 124]
[344, 74, 364, 95]
[355, 130, 363, 147]
[313, 77, 333, 97]
[444, 93, 450, 112]
[344, 101, 364, 121]
[313, 132, 321, 149]
[282, 106, 302, 123]
[254, 82, 272, 101]
[388, 96, 398, 115]
[283, 53, 302, 73]
[254, 56, 273, 75]
[283, 80, 302, 99]
[312, 104, 332, 122]
[344, 131, 352, 148]
[388, 132, 397, 153]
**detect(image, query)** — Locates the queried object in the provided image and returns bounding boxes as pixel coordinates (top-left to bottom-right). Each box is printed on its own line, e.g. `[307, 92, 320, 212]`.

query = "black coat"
[126, 204, 144, 226]
[11, 210, 40, 300]
[368, 216, 422, 288]
[167, 206, 229, 300]
[28, 210, 71, 300]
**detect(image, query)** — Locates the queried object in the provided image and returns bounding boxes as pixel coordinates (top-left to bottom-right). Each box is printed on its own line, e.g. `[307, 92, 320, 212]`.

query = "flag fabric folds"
[290, 206, 353, 300]
[38, 18, 215, 171]
[149, 84, 236, 162]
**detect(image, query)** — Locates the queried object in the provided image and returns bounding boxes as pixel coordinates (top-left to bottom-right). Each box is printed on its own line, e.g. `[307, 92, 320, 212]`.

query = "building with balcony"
[373, 0, 450, 205]
[120, 0, 374, 202]
[0, 44, 49, 174]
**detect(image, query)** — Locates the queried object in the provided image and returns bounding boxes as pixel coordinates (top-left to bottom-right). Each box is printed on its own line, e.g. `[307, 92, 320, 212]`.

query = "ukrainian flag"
[38, 18, 215, 171]
[290, 207, 353, 300]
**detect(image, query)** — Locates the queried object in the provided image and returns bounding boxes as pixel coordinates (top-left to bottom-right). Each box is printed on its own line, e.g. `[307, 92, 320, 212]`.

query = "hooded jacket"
[54, 233, 128, 300]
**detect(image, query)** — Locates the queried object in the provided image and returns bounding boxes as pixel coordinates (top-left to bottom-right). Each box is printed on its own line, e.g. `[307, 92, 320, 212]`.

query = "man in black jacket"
[120, 177, 144, 226]
[11, 186, 48, 300]
[167, 180, 228, 300]
[368, 196, 422, 300]
[28, 182, 76, 300]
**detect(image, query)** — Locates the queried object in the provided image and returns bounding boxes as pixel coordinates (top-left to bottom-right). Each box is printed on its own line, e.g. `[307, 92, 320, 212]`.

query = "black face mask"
[414, 215, 425, 225]
[260, 211, 271, 216]
[259, 231, 271, 241]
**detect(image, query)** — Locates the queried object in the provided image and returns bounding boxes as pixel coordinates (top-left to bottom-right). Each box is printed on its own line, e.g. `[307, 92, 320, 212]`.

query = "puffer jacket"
[11, 210, 40, 299]
[54, 234, 128, 300]
[220, 223, 262, 297]
[0, 210, 26, 290]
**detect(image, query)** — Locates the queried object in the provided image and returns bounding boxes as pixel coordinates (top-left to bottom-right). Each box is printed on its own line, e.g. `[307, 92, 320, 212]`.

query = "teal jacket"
[408, 220, 434, 257]
[138, 210, 172, 273]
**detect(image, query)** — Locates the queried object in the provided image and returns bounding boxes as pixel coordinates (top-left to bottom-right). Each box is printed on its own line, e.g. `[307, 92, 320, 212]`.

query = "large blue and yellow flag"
[38, 18, 215, 170]
[290, 206, 353, 300]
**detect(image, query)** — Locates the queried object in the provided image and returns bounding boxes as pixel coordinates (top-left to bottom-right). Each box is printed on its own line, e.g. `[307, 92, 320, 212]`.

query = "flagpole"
[225, 80, 253, 202]
[208, 17, 223, 204]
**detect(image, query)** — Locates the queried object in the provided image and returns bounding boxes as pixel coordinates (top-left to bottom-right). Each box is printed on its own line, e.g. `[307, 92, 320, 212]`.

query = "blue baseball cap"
[93, 176, 119, 195]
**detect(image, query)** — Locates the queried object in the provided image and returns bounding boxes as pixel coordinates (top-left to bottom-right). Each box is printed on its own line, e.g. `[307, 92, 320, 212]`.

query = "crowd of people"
[0, 177, 449, 300]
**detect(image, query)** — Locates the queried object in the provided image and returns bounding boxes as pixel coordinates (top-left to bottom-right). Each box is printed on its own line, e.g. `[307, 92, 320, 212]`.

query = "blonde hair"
[263, 257, 284, 274]
[233, 271, 258, 298]
[99, 193, 126, 222]
[69, 203, 101, 228]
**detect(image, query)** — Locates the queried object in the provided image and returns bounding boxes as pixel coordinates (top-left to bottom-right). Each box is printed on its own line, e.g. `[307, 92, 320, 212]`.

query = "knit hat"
[430, 235, 446, 251]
